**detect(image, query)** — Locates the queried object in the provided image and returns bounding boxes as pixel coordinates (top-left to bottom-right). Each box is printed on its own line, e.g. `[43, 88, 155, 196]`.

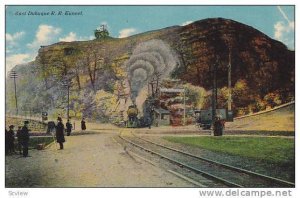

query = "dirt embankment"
[225, 103, 294, 132]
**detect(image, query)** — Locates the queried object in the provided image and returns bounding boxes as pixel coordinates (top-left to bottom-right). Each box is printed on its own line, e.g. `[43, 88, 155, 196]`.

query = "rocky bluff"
[10, 18, 294, 117]
[36, 18, 294, 94]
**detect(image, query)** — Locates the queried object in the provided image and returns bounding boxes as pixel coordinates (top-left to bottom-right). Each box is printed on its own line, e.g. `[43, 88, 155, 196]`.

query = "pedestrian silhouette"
[81, 118, 86, 131]
[5, 128, 9, 155]
[21, 121, 30, 157]
[7, 125, 15, 154]
[16, 126, 23, 155]
[66, 119, 72, 136]
[56, 117, 65, 149]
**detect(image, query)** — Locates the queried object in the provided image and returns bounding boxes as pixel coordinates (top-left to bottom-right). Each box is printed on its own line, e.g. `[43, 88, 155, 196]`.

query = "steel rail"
[118, 134, 244, 188]
[132, 133, 295, 187]
[114, 136, 206, 187]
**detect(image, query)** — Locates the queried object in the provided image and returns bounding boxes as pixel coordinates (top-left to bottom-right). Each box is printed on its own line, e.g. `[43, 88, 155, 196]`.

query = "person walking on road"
[81, 118, 86, 131]
[7, 125, 15, 154]
[56, 117, 65, 149]
[66, 119, 72, 136]
[21, 121, 30, 157]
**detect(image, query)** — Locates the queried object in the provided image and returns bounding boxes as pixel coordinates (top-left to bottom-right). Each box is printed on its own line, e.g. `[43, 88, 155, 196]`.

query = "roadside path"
[5, 129, 194, 187]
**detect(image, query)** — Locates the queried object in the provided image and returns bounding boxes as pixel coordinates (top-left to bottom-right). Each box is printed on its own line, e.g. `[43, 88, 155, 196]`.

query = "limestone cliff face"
[9, 18, 294, 117]
[36, 18, 294, 96]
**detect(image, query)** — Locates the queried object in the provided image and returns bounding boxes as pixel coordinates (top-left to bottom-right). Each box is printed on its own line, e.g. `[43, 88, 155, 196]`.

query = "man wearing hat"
[16, 126, 23, 155]
[5, 128, 9, 155]
[21, 121, 30, 157]
[81, 118, 86, 131]
[56, 117, 65, 149]
[66, 119, 72, 136]
[213, 116, 224, 136]
[7, 125, 15, 154]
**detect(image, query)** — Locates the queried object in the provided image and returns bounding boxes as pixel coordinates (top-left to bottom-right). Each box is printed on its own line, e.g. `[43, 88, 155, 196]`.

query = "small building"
[153, 108, 170, 126]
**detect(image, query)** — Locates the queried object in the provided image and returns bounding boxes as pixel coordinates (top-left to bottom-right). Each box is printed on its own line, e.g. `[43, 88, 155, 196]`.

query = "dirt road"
[5, 128, 194, 187]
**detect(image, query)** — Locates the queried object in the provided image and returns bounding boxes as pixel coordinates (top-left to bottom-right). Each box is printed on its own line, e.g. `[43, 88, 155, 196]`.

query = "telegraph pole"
[211, 60, 218, 135]
[149, 80, 155, 97]
[228, 49, 232, 112]
[183, 88, 186, 125]
[211, 61, 217, 121]
[62, 47, 75, 120]
[67, 84, 70, 120]
[62, 80, 72, 120]
[9, 70, 18, 115]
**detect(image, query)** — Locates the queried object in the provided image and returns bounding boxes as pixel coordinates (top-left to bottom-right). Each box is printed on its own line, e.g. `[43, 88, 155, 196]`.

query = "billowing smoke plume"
[127, 39, 180, 102]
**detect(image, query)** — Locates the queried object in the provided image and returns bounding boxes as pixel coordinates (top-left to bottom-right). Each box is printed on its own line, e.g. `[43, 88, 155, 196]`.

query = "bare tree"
[71, 59, 86, 90]
[36, 48, 50, 89]
[85, 46, 105, 90]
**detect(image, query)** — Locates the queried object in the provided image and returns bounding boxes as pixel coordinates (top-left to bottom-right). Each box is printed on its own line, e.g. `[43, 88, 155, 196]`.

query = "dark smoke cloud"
[127, 39, 180, 102]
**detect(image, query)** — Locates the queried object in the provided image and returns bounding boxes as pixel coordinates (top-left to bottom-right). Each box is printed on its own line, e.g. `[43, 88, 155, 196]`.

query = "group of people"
[55, 117, 86, 150]
[5, 117, 87, 156]
[5, 121, 30, 157]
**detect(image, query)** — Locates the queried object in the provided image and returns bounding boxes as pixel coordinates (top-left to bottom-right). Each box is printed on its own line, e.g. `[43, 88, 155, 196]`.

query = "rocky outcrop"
[9, 18, 294, 117]
[175, 18, 294, 97]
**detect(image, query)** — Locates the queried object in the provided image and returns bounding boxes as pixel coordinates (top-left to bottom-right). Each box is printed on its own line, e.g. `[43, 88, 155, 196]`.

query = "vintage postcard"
[4, 4, 295, 194]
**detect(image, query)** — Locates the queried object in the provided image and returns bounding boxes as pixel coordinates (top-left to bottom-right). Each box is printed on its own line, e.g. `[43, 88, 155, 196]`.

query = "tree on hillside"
[35, 49, 50, 89]
[71, 59, 83, 90]
[84, 46, 106, 91]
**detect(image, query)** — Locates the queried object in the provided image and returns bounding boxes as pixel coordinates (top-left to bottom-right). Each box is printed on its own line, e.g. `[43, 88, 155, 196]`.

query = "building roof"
[154, 108, 170, 115]
[160, 88, 185, 93]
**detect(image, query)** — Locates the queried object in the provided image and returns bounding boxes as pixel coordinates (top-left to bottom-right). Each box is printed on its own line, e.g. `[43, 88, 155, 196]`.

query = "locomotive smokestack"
[133, 98, 136, 106]
[130, 91, 137, 105]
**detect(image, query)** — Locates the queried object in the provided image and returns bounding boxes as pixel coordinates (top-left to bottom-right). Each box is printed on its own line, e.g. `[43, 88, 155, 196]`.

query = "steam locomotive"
[126, 105, 139, 128]
[125, 101, 153, 128]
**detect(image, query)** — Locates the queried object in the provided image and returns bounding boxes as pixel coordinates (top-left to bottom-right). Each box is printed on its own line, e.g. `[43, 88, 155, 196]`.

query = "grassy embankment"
[164, 136, 294, 166]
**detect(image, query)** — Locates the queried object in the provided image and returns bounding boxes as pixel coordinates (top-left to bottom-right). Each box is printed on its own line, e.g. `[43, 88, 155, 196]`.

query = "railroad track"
[118, 132, 294, 188]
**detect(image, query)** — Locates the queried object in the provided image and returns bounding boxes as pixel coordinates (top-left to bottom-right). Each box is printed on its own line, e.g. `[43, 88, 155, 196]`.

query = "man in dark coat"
[7, 125, 15, 154]
[56, 117, 65, 149]
[47, 121, 56, 134]
[66, 119, 72, 136]
[21, 121, 30, 157]
[213, 116, 224, 136]
[5, 128, 9, 155]
[16, 126, 23, 155]
[81, 118, 86, 131]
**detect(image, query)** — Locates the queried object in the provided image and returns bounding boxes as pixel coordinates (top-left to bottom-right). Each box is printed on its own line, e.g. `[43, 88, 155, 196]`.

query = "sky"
[5, 5, 295, 72]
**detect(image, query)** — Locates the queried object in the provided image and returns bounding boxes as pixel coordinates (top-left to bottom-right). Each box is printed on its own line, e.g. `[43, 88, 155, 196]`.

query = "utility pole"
[211, 60, 218, 135]
[62, 80, 72, 120]
[149, 80, 155, 97]
[62, 47, 74, 120]
[228, 49, 232, 112]
[183, 88, 186, 125]
[67, 84, 70, 120]
[9, 70, 18, 115]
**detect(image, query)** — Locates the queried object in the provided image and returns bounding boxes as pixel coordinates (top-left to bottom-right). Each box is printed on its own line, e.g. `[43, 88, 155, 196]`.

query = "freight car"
[194, 109, 227, 129]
